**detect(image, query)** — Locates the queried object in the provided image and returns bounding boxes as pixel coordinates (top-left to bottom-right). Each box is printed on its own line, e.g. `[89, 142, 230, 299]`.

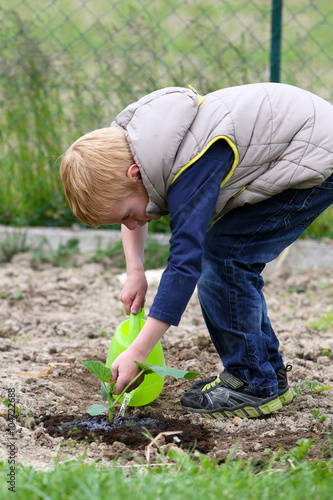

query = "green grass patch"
[302, 207, 333, 240]
[1, 440, 332, 500]
[308, 310, 333, 332]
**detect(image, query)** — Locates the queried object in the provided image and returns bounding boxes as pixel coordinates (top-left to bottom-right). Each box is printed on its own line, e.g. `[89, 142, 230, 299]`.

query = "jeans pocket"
[284, 180, 333, 229]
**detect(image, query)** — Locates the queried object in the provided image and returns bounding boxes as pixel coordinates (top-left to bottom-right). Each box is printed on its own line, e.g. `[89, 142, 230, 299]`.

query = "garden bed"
[0, 252, 332, 468]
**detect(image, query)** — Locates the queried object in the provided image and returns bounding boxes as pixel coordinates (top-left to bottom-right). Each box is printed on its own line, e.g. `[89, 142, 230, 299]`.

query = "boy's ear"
[126, 164, 142, 182]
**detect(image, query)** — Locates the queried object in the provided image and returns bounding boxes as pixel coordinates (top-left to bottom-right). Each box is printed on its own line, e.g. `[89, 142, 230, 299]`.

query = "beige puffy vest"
[111, 83, 333, 219]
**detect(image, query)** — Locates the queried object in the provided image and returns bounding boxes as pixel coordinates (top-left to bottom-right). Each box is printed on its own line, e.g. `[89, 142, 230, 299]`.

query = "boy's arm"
[115, 224, 169, 394]
[120, 224, 148, 314]
[148, 140, 234, 326]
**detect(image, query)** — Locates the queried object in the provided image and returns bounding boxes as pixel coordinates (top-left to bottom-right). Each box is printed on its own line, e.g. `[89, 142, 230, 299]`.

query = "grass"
[0, 229, 30, 262]
[308, 310, 333, 332]
[0, 440, 332, 500]
[302, 209, 333, 240]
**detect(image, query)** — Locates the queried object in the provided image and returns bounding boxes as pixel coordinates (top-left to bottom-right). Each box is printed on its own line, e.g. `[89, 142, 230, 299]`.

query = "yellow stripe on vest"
[170, 136, 239, 186]
[188, 84, 204, 106]
[233, 186, 246, 197]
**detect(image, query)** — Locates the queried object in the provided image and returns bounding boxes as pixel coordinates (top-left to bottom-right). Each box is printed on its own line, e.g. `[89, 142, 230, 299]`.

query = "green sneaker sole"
[181, 394, 283, 419]
[279, 388, 293, 406]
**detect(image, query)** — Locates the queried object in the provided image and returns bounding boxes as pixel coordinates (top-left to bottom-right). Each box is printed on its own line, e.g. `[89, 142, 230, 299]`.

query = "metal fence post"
[270, 0, 283, 82]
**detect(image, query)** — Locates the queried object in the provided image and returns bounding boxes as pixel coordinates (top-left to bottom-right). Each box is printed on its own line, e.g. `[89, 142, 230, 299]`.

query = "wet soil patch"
[42, 413, 213, 453]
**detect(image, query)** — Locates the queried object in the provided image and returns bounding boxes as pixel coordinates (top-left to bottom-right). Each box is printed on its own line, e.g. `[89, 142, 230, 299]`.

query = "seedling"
[1, 398, 20, 415]
[303, 381, 332, 395]
[311, 409, 327, 422]
[78, 360, 200, 423]
[292, 381, 301, 398]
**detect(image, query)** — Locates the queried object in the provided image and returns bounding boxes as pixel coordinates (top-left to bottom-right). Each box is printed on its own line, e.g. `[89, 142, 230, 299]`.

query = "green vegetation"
[32, 237, 81, 267]
[79, 359, 199, 422]
[0, 231, 169, 268]
[0, 230, 30, 262]
[303, 381, 332, 395]
[2, 1, 258, 229]
[0, 397, 20, 415]
[308, 310, 333, 332]
[291, 379, 332, 399]
[0, 438, 332, 500]
[302, 210, 333, 240]
[78, 360, 116, 422]
[89, 236, 170, 269]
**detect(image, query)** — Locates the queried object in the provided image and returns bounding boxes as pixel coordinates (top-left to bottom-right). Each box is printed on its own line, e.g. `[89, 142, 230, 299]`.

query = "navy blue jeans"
[197, 173, 333, 396]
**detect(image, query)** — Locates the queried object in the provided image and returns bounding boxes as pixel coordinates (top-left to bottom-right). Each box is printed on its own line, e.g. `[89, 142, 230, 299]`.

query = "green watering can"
[105, 308, 165, 407]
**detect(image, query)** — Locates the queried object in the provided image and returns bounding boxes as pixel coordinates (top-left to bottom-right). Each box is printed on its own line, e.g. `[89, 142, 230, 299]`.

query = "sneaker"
[189, 363, 293, 406]
[180, 370, 288, 419]
[276, 363, 293, 405]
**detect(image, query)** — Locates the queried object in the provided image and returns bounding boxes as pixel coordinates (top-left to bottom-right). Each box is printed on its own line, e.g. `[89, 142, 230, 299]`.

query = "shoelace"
[203, 374, 221, 392]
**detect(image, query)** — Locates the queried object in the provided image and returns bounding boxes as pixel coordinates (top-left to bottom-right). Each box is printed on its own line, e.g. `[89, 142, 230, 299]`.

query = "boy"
[60, 83, 333, 419]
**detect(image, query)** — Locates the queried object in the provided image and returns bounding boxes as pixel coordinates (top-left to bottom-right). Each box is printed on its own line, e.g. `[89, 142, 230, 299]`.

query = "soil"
[0, 252, 332, 469]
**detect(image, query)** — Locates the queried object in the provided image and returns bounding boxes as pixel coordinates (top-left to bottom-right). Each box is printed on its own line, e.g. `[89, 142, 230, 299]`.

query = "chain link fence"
[1, 0, 333, 229]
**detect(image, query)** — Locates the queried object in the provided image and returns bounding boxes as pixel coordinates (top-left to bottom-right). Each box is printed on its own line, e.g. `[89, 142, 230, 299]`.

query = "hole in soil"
[42, 413, 213, 453]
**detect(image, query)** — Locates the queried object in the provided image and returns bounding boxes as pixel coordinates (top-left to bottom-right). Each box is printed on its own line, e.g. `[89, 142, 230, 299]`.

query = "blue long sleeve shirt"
[148, 140, 234, 326]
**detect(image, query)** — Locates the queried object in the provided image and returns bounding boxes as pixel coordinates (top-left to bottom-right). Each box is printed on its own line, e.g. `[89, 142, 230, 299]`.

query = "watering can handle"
[128, 307, 145, 342]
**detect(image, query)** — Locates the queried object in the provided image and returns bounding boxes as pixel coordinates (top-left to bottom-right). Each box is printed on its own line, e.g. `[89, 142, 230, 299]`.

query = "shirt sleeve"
[148, 140, 234, 326]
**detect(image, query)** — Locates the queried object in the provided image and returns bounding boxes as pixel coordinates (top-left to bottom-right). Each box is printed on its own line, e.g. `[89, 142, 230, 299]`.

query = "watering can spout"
[105, 308, 165, 407]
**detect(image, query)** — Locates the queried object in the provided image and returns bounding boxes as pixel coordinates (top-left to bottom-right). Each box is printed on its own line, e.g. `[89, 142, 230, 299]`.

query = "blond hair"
[60, 127, 138, 227]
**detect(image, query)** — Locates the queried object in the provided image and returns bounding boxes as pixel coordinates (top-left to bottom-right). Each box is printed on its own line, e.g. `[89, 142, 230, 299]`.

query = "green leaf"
[313, 385, 332, 392]
[78, 360, 112, 383]
[134, 362, 200, 380]
[304, 381, 332, 393]
[86, 404, 109, 416]
[100, 381, 116, 400]
[100, 382, 108, 400]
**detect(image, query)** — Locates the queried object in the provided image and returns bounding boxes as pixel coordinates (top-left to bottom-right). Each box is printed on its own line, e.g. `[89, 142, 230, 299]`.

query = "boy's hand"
[119, 269, 148, 314]
[110, 346, 146, 395]
[110, 317, 170, 395]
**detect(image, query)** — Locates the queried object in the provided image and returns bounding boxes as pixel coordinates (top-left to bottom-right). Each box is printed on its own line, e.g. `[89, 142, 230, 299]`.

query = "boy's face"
[102, 181, 159, 230]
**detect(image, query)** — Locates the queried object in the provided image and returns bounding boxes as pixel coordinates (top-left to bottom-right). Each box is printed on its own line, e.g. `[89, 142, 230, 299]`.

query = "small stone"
[232, 417, 242, 425]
